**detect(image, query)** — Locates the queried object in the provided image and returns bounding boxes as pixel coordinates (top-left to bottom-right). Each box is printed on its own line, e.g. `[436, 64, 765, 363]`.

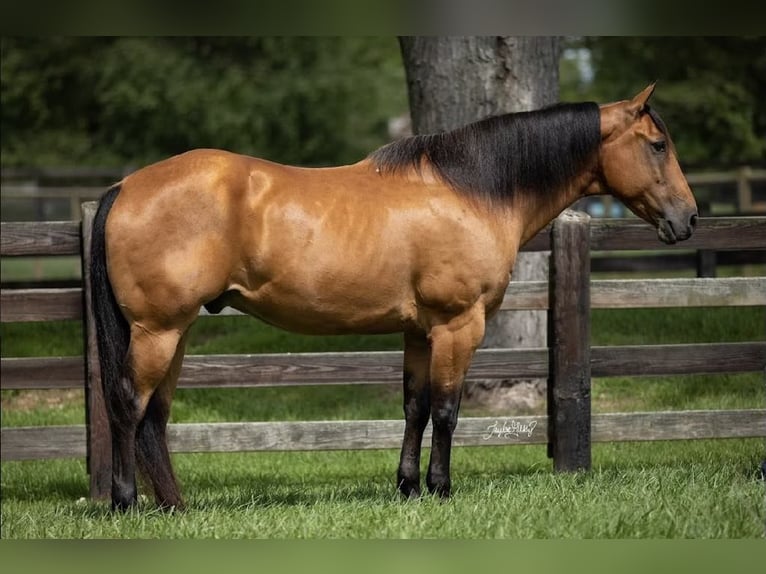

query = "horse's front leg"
[397, 331, 432, 498]
[426, 306, 486, 498]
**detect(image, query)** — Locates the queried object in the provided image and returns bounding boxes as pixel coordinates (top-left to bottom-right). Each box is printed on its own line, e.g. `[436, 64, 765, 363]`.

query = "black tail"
[91, 184, 135, 431]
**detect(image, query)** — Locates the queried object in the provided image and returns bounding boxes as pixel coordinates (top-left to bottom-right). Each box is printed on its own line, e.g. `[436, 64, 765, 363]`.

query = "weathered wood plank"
[177, 348, 550, 387]
[178, 351, 400, 386]
[1, 425, 87, 460]
[590, 409, 766, 441]
[165, 416, 548, 453]
[0, 288, 82, 322]
[0, 357, 84, 389]
[591, 342, 766, 376]
[3, 410, 763, 460]
[548, 210, 592, 471]
[0, 221, 81, 256]
[181, 342, 764, 381]
[1, 342, 761, 392]
[589, 277, 766, 308]
[589, 217, 766, 251]
[685, 168, 766, 186]
[500, 277, 766, 310]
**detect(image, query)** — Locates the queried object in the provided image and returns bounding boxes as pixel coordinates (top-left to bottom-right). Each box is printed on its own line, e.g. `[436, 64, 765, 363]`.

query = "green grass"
[1, 256, 82, 282]
[591, 373, 762, 413]
[185, 316, 403, 355]
[1, 439, 763, 538]
[0, 320, 84, 357]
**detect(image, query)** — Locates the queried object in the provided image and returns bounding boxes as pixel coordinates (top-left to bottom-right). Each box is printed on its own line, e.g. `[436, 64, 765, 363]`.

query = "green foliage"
[1, 37, 407, 167]
[5, 37, 763, 170]
[563, 37, 766, 167]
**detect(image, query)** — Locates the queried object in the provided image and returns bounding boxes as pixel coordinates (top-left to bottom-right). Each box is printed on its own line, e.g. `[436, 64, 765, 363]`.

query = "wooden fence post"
[81, 201, 111, 499]
[696, 249, 717, 278]
[547, 209, 592, 472]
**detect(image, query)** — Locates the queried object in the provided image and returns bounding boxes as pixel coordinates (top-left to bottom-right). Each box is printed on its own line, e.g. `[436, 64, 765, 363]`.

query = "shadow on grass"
[5, 440, 761, 513]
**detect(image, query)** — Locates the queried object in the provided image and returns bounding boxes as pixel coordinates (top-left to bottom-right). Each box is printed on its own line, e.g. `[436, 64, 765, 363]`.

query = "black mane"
[645, 104, 669, 137]
[369, 102, 601, 204]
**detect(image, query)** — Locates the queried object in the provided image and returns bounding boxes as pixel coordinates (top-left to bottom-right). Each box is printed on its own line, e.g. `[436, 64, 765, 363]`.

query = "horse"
[91, 83, 697, 510]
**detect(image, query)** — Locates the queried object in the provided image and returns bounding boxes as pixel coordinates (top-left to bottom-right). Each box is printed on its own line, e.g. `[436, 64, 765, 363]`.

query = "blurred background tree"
[1, 37, 406, 167]
[561, 36, 766, 168]
[2, 36, 764, 169]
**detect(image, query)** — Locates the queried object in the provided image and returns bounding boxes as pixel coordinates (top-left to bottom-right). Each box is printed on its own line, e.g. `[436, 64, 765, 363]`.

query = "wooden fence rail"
[3, 342, 765, 391]
[1, 209, 765, 500]
[4, 409, 765, 461]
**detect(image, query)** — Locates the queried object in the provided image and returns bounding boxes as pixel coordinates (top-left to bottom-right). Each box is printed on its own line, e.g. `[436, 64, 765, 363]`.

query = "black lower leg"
[397, 372, 430, 498]
[106, 374, 141, 511]
[136, 394, 183, 510]
[426, 393, 461, 498]
[111, 423, 138, 511]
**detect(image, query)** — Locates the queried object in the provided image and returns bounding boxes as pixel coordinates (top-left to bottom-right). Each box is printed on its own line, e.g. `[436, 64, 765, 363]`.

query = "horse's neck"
[512, 164, 602, 247]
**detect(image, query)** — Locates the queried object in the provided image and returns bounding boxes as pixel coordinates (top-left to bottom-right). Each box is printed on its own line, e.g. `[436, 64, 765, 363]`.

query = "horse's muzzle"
[657, 212, 697, 245]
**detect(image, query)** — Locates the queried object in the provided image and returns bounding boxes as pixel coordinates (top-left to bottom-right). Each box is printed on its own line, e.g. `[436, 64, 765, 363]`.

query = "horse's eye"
[651, 140, 667, 153]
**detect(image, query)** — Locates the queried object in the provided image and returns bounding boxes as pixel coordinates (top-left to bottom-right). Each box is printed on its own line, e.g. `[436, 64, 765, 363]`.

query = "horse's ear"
[600, 82, 657, 139]
[628, 82, 656, 116]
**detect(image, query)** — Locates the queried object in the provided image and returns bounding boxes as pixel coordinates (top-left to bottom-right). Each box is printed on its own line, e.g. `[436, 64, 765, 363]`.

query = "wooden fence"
[1, 206, 765, 499]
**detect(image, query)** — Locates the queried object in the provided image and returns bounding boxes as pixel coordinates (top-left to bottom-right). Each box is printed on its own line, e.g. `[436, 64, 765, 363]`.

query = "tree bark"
[399, 36, 561, 413]
[399, 37, 561, 133]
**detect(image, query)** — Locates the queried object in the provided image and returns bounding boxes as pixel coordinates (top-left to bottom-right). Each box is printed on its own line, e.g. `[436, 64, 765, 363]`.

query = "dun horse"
[91, 84, 697, 510]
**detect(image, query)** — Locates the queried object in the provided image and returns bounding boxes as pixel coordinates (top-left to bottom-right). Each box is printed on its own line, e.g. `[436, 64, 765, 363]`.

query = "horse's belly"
[224, 275, 416, 335]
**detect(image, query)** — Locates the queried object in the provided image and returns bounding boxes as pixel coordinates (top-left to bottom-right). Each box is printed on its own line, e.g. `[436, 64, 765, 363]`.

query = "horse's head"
[599, 84, 698, 244]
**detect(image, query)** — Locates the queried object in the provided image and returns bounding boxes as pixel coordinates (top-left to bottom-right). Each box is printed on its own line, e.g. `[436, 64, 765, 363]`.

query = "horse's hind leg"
[111, 323, 183, 510]
[397, 331, 432, 498]
[109, 373, 141, 511]
[135, 332, 188, 510]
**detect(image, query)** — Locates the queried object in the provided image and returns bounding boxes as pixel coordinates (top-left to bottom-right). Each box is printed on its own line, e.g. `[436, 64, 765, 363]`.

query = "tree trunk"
[399, 36, 560, 132]
[399, 36, 561, 413]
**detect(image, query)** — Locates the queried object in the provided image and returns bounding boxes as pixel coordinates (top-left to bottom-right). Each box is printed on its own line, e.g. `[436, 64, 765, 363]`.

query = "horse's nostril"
[689, 213, 698, 229]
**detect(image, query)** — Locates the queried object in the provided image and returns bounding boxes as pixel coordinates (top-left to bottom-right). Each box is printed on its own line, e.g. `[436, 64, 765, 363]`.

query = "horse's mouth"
[657, 218, 678, 245]
[657, 216, 696, 245]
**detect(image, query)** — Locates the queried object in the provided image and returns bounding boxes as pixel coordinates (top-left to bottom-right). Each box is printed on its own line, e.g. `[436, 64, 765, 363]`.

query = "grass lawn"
[1, 439, 763, 538]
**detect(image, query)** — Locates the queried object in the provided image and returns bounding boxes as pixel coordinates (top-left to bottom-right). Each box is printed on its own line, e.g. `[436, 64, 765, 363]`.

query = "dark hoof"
[398, 477, 421, 499]
[111, 497, 138, 512]
[426, 476, 451, 499]
[111, 482, 138, 511]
